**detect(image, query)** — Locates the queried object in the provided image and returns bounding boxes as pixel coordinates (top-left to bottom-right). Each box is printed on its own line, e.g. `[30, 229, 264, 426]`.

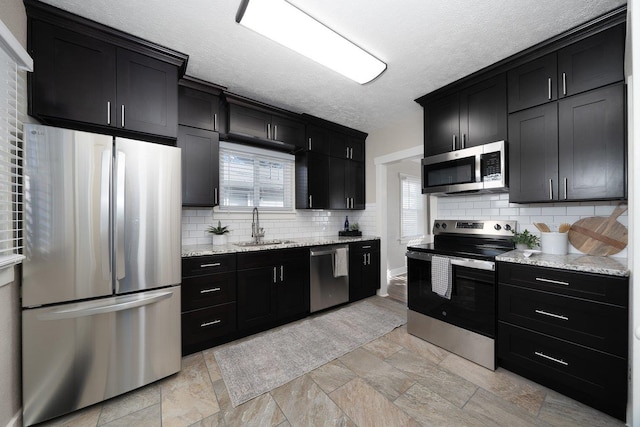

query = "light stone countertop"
[496, 250, 629, 277]
[182, 235, 380, 257]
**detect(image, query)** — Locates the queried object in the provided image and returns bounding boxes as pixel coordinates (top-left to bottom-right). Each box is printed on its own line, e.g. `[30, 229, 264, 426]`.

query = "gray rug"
[214, 300, 406, 407]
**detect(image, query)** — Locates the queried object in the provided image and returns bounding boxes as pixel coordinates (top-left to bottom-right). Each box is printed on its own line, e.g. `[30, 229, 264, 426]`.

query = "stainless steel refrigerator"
[21, 124, 182, 426]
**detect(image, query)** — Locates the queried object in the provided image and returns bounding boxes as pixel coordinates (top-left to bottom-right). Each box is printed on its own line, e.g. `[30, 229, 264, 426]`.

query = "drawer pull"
[535, 309, 568, 321]
[200, 287, 221, 294]
[362, 245, 372, 249]
[534, 351, 568, 366]
[535, 277, 569, 286]
[200, 263, 222, 268]
[201, 320, 221, 327]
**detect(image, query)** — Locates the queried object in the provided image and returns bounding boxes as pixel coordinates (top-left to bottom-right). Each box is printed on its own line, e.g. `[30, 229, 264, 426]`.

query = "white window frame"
[218, 141, 295, 213]
[399, 173, 423, 241]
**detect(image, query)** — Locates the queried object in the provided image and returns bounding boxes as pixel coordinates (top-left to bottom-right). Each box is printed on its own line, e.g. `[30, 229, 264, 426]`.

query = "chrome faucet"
[251, 207, 265, 243]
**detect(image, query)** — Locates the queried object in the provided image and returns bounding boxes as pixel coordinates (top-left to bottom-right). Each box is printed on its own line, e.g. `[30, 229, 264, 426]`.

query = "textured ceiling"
[40, 0, 626, 134]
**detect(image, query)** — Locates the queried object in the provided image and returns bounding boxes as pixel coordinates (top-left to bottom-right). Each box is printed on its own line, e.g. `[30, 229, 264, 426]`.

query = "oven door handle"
[406, 251, 495, 271]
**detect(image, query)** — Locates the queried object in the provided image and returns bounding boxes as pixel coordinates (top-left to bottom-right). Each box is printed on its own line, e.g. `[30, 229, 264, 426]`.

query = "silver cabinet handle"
[308, 137, 312, 151]
[200, 263, 221, 268]
[346, 147, 350, 158]
[309, 195, 312, 208]
[367, 253, 371, 265]
[461, 134, 466, 149]
[274, 125, 278, 140]
[562, 72, 567, 96]
[548, 178, 553, 200]
[534, 351, 568, 366]
[535, 309, 568, 321]
[452, 134, 456, 151]
[536, 277, 569, 286]
[200, 287, 221, 294]
[346, 198, 349, 209]
[121, 105, 125, 128]
[267, 123, 271, 139]
[201, 320, 221, 327]
[548, 77, 552, 100]
[280, 265, 284, 281]
[350, 147, 353, 159]
[213, 113, 218, 132]
[273, 267, 277, 283]
[107, 101, 111, 125]
[214, 187, 218, 205]
[362, 245, 372, 249]
[563, 177, 567, 200]
[363, 254, 367, 266]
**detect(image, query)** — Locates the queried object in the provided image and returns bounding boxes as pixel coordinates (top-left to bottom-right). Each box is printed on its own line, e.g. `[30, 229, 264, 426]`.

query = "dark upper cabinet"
[557, 24, 625, 99]
[509, 84, 625, 203]
[227, 103, 304, 147]
[508, 54, 558, 113]
[177, 126, 219, 207]
[26, 2, 186, 141]
[328, 134, 366, 210]
[423, 74, 507, 156]
[329, 156, 347, 210]
[296, 152, 330, 209]
[179, 85, 225, 133]
[508, 25, 625, 113]
[306, 124, 332, 155]
[116, 48, 178, 138]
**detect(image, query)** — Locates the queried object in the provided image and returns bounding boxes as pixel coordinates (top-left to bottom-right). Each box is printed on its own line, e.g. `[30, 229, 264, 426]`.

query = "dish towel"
[431, 255, 452, 299]
[333, 247, 348, 278]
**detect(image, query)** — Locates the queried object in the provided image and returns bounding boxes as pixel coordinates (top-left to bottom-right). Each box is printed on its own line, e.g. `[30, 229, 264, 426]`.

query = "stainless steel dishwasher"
[310, 245, 349, 312]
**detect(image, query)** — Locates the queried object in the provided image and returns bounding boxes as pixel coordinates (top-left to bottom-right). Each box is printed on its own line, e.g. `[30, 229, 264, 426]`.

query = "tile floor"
[39, 296, 624, 427]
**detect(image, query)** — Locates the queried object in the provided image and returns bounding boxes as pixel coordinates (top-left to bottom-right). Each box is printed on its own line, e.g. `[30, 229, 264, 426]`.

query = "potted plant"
[207, 220, 230, 246]
[511, 229, 540, 250]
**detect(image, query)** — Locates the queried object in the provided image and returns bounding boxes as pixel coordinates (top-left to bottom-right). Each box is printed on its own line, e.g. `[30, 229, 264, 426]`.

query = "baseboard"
[387, 266, 407, 279]
[7, 409, 21, 427]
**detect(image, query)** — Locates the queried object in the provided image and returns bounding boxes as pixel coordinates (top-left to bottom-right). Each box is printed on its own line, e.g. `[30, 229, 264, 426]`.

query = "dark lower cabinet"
[349, 240, 380, 302]
[237, 248, 309, 333]
[497, 262, 628, 421]
[177, 126, 219, 207]
[181, 254, 237, 355]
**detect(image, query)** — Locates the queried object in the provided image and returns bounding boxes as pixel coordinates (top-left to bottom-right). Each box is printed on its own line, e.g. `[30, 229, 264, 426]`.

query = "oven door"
[407, 251, 496, 338]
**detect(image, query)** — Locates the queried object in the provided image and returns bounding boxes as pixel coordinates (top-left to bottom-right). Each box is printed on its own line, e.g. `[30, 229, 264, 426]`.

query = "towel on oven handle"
[431, 255, 452, 299]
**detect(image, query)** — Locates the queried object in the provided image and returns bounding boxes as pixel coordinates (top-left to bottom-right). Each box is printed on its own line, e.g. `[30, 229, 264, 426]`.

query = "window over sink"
[219, 142, 294, 211]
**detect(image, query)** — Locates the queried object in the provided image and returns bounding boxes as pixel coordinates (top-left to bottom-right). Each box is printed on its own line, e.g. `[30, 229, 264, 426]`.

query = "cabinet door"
[116, 48, 178, 138]
[508, 54, 557, 113]
[459, 74, 507, 148]
[271, 115, 305, 146]
[177, 126, 219, 207]
[237, 266, 276, 331]
[330, 132, 349, 159]
[348, 136, 365, 162]
[558, 25, 624, 99]
[347, 161, 365, 210]
[329, 156, 348, 209]
[308, 152, 330, 209]
[508, 103, 559, 203]
[424, 92, 459, 156]
[228, 104, 270, 139]
[178, 86, 223, 132]
[363, 250, 381, 296]
[558, 84, 625, 200]
[349, 248, 379, 302]
[29, 20, 117, 126]
[276, 251, 310, 320]
[306, 125, 332, 155]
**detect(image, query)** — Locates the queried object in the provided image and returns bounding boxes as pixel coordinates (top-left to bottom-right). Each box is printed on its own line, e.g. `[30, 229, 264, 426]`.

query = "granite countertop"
[182, 235, 380, 257]
[496, 250, 629, 277]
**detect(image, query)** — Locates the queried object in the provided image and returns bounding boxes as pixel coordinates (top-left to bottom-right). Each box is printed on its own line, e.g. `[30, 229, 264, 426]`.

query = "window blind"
[400, 174, 422, 239]
[219, 142, 294, 211]
[0, 21, 32, 259]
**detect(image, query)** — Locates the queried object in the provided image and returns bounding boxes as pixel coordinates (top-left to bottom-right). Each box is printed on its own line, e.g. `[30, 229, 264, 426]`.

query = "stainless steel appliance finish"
[422, 140, 507, 195]
[406, 219, 516, 371]
[22, 125, 182, 426]
[310, 245, 349, 313]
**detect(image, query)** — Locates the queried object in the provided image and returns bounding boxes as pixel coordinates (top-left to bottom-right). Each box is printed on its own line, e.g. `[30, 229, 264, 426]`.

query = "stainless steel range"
[406, 219, 516, 370]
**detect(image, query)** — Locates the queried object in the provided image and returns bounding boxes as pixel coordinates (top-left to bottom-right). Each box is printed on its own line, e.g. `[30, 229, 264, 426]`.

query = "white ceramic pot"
[540, 232, 568, 255]
[212, 234, 227, 246]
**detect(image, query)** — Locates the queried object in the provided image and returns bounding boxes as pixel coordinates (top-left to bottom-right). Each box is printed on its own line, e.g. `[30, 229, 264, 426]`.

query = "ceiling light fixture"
[236, 0, 386, 84]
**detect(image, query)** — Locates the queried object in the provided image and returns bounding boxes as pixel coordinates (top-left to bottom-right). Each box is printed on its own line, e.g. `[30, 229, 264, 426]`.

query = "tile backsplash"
[182, 203, 377, 246]
[437, 193, 628, 258]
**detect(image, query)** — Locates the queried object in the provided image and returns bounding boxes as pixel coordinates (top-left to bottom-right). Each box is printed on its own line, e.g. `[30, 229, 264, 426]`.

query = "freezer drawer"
[22, 287, 181, 426]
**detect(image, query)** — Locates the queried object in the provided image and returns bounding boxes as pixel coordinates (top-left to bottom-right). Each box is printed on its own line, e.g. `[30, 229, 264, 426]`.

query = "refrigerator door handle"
[100, 149, 112, 281]
[36, 290, 174, 321]
[115, 150, 126, 287]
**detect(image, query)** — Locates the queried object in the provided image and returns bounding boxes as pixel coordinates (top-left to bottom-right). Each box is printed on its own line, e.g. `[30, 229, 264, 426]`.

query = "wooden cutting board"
[568, 202, 628, 256]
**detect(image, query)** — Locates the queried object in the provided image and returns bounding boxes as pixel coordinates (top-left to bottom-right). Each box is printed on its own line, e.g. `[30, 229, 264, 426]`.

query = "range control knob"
[434, 223, 441, 229]
[504, 224, 512, 231]
[441, 223, 447, 229]
[494, 224, 502, 231]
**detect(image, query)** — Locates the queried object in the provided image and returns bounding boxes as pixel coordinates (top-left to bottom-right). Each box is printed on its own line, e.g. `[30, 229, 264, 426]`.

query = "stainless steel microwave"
[422, 140, 507, 195]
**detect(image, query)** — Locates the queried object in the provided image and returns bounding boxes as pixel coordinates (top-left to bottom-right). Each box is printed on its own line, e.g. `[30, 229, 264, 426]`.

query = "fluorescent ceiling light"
[236, 0, 386, 84]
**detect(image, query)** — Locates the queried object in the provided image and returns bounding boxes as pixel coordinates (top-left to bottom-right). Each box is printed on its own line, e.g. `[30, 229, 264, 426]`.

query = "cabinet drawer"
[182, 254, 236, 277]
[499, 284, 627, 357]
[498, 262, 628, 306]
[237, 247, 309, 270]
[181, 272, 236, 312]
[350, 240, 380, 254]
[182, 302, 236, 347]
[498, 322, 627, 420]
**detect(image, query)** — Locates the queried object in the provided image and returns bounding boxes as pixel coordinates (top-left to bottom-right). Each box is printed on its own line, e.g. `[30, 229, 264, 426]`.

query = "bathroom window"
[400, 174, 424, 240]
[219, 142, 294, 211]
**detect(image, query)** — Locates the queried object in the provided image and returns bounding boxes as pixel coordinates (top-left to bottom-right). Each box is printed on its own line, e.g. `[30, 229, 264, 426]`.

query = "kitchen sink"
[234, 239, 295, 247]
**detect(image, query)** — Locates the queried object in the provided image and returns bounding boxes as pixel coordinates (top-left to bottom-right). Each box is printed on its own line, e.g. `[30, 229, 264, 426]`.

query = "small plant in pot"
[511, 229, 540, 250]
[207, 220, 230, 246]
